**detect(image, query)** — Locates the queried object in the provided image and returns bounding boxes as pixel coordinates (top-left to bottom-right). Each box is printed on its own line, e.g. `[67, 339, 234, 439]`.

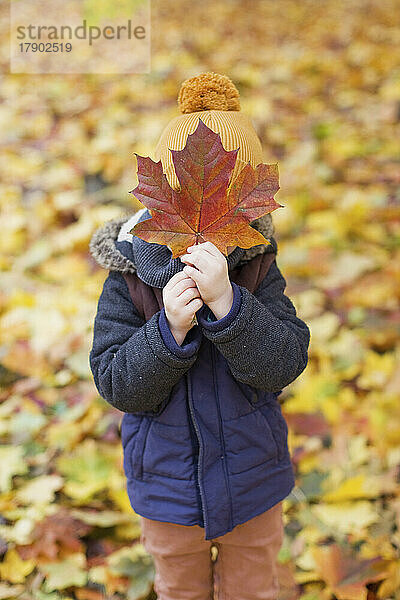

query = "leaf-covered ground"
[0, 1, 399, 598]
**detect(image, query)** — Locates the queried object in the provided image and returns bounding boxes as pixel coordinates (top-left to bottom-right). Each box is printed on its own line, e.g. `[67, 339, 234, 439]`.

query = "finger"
[183, 264, 206, 282]
[184, 247, 216, 262]
[178, 287, 201, 305]
[174, 280, 200, 299]
[187, 241, 221, 259]
[165, 270, 193, 291]
[186, 297, 203, 311]
[182, 246, 225, 270]
[181, 251, 214, 274]
[176, 278, 198, 293]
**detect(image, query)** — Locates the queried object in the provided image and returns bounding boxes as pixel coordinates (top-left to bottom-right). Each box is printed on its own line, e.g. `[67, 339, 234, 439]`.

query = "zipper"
[186, 371, 208, 532]
[211, 343, 233, 531]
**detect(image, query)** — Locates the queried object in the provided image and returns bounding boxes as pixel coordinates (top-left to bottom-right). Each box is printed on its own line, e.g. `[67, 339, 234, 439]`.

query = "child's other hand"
[163, 271, 204, 345]
[180, 241, 234, 320]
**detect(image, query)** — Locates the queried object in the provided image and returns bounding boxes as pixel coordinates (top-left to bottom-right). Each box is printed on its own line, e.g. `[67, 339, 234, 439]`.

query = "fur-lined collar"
[89, 209, 277, 275]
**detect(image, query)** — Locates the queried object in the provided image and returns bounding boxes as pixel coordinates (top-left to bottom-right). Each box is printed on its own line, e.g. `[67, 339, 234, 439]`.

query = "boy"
[89, 72, 310, 600]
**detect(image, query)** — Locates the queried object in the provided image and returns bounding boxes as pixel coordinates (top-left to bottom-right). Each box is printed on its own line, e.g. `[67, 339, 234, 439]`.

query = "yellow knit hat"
[153, 72, 264, 191]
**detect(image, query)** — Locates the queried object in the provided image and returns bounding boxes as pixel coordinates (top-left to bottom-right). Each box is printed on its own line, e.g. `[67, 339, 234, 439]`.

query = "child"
[89, 72, 310, 600]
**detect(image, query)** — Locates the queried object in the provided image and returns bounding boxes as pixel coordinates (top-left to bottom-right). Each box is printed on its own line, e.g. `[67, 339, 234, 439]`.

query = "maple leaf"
[18, 508, 92, 562]
[129, 118, 283, 258]
[312, 543, 390, 600]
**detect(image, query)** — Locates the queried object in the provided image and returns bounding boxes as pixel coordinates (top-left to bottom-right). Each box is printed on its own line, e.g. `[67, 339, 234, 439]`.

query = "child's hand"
[163, 271, 204, 345]
[180, 241, 234, 320]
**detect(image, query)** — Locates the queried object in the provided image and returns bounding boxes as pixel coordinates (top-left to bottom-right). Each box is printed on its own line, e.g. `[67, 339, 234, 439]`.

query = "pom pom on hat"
[177, 72, 241, 113]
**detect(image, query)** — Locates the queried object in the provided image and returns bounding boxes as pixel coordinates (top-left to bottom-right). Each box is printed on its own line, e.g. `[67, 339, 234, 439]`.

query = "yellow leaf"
[322, 474, 378, 502]
[312, 501, 379, 534]
[0, 548, 35, 583]
[16, 475, 64, 505]
[358, 351, 396, 390]
[0, 447, 28, 493]
[377, 560, 400, 598]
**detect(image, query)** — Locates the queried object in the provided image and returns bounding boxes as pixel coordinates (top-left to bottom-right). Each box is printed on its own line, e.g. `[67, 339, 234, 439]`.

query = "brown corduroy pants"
[139, 500, 284, 600]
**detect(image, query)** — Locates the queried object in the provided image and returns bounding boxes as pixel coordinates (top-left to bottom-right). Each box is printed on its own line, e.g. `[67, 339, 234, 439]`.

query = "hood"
[89, 208, 278, 288]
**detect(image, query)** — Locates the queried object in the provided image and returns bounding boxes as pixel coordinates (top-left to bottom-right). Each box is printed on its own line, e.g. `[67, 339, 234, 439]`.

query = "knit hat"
[152, 72, 274, 235]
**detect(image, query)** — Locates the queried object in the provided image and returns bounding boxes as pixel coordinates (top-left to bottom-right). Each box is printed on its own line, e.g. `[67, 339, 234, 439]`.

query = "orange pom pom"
[177, 72, 241, 114]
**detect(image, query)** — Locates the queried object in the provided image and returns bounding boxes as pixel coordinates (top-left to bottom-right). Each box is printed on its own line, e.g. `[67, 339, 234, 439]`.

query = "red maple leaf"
[129, 118, 283, 258]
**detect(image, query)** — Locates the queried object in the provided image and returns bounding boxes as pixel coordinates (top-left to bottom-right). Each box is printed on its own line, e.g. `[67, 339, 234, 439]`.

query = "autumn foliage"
[0, 0, 400, 599]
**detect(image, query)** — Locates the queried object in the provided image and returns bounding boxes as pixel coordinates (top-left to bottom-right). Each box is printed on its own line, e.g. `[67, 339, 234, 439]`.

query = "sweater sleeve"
[196, 259, 310, 393]
[89, 270, 202, 414]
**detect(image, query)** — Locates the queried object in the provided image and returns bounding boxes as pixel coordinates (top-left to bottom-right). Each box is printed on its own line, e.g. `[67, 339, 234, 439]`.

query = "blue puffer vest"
[119, 265, 296, 540]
